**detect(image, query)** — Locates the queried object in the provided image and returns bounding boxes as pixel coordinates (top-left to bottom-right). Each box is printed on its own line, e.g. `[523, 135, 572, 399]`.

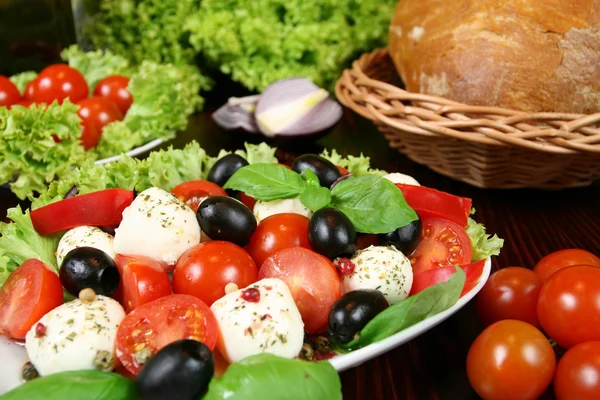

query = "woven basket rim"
[335, 48, 600, 155]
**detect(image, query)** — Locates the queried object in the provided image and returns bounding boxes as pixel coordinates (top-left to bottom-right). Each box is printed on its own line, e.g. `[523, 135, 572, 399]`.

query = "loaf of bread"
[389, 0, 600, 113]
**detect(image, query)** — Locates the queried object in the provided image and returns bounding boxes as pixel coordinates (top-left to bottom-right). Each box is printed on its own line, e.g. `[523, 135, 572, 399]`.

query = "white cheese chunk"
[25, 296, 125, 376]
[56, 226, 116, 267]
[342, 245, 413, 304]
[383, 172, 420, 186]
[210, 278, 304, 363]
[253, 197, 312, 223]
[113, 187, 200, 266]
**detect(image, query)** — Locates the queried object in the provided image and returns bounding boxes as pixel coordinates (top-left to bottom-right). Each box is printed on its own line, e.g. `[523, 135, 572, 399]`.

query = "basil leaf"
[223, 164, 306, 201]
[329, 176, 418, 234]
[0, 370, 136, 400]
[301, 169, 320, 187]
[300, 185, 332, 212]
[204, 353, 342, 400]
[342, 267, 466, 350]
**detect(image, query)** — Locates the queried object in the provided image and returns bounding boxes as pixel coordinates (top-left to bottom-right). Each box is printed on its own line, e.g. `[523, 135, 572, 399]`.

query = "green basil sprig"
[203, 353, 342, 400]
[340, 267, 466, 350]
[223, 164, 417, 234]
[0, 370, 136, 400]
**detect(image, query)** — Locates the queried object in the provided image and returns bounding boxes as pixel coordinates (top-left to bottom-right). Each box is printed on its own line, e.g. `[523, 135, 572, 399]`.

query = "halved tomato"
[410, 259, 486, 297]
[30, 189, 134, 235]
[116, 294, 218, 376]
[409, 216, 472, 274]
[171, 180, 228, 213]
[258, 247, 341, 334]
[0, 259, 63, 340]
[113, 254, 171, 313]
[395, 184, 472, 227]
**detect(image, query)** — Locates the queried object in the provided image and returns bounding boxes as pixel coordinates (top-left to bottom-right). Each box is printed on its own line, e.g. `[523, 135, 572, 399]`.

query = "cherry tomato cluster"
[468, 249, 600, 400]
[0, 66, 133, 150]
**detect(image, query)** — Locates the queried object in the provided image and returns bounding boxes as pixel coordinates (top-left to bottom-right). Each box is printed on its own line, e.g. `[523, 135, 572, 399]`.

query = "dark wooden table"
[2, 104, 599, 399]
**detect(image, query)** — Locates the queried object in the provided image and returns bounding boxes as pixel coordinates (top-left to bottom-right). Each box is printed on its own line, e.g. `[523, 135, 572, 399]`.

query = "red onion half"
[254, 78, 343, 139]
[212, 95, 260, 134]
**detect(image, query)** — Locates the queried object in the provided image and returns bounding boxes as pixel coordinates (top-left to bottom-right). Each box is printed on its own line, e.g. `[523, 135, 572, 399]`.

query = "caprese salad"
[0, 144, 503, 400]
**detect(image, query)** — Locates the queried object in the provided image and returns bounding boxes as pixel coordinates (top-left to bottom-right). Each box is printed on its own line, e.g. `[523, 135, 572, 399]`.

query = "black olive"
[136, 339, 214, 400]
[308, 208, 356, 260]
[59, 247, 120, 297]
[377, 217, 422, 255]
[329, 289, 389, 344]
[197, 196, 257, 246]
[291, 154, 342, 188]
[207, 153, 249, 187]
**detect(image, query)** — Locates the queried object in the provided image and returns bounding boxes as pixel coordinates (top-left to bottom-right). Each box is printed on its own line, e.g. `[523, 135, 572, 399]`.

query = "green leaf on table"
[224, 164, 307, 201]
[0, 370, 135, 400]
[0, 206, 61, 286]
[329, 175, 418, 234]
[203, 353, 342, 400]
[300, 185, 332, 212]
[341, 267, 466, 350]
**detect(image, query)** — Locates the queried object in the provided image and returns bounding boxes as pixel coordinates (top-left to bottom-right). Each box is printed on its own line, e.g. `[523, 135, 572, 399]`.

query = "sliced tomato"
[116, 294, 218, 376]
[258, 247, 341, 334]
[0, 259, 63, 340]
[171, 180, 228, 213]
[410, 259, 486, 297]
[113, 254, 171, 313]
[395, 184, 472, 227]
[30, 189, 134, 235]
[409, 216, 472, 274]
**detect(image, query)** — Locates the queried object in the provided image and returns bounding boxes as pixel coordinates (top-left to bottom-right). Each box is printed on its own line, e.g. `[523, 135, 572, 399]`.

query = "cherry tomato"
[76, 97, 124, 149]
[32, 64, 88, 104]
[336, 165, 349, 175]
[409, 216, 472, 274]
[13, 99, 34, 108]
[245, 213, 311, 267]
[259, 247, 342, 334]
[356, 234, 379, 251]
[113, 254, 171, 313]
[0, 76, 21, 107]
[554, 341, 600, 400]
[475, 267, 542, 328]
[395, 184, 472, 227]
[116, 294, 218, 376]
[170, 180, 228, 213]
[24, 79, 36, 100]
[30, 188, 134, 235]
[537, 265, 600, 348]
[410, 259, 486, 297]
[0, 259, 63, 340]
[533, 249, 600, 281]
[173, 241, 258, 306]
[94, 75, 133, 115]
[466, 320, 556, 400]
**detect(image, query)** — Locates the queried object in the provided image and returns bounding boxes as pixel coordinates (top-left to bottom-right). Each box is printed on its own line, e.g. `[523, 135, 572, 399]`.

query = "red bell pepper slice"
[409, 259, 486, 298]
[395, 184, 472, 227]
[31, 188, 134, 235]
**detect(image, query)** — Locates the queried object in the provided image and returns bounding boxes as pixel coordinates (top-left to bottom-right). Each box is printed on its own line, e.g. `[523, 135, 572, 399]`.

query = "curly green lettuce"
[86, 0, 202, 67]
[0, 102, 95, 199]
[9, 71, 37, 93]
[320, 149, 387, 176]
[186, 0, 397, 91]
[60, 46, 132, 92]
[466, 209, 504, 261]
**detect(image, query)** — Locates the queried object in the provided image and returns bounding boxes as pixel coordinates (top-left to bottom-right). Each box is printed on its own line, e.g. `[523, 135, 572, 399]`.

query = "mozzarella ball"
[113, 187, 200, 265]
[25, 296, 125, 376]
[253, 197, 312, 223]
[56, 226, 116, 267]
[383, 172, 420, 186]
[210, 278, 304, 363]
[342, 245, 413, 304]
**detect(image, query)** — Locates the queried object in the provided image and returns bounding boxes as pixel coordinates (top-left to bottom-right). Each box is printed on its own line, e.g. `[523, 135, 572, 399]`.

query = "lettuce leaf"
[9, 71, 37, 93]
[142, 142, 207, 191]
[93, 121, 144, 159]
[0, 206, 61, 285]
[61, 45, 132, 92]
[466, 211, 504, 261]
[186, 0, 397, 91]
[320, 149, 387, 176]
[0, 102, 94, 199]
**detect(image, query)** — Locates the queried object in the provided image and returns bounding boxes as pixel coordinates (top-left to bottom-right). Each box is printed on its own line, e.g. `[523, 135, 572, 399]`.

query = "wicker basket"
[335, 49, 600, 189]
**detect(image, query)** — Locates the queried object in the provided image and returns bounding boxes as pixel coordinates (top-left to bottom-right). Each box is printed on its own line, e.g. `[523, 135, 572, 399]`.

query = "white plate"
[94, 138, 164, 165]
[0, 258, 491, 393]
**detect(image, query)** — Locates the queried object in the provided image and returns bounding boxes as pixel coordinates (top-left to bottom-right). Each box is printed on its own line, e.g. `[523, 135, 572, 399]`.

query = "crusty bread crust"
[389, 0, 600, 113]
